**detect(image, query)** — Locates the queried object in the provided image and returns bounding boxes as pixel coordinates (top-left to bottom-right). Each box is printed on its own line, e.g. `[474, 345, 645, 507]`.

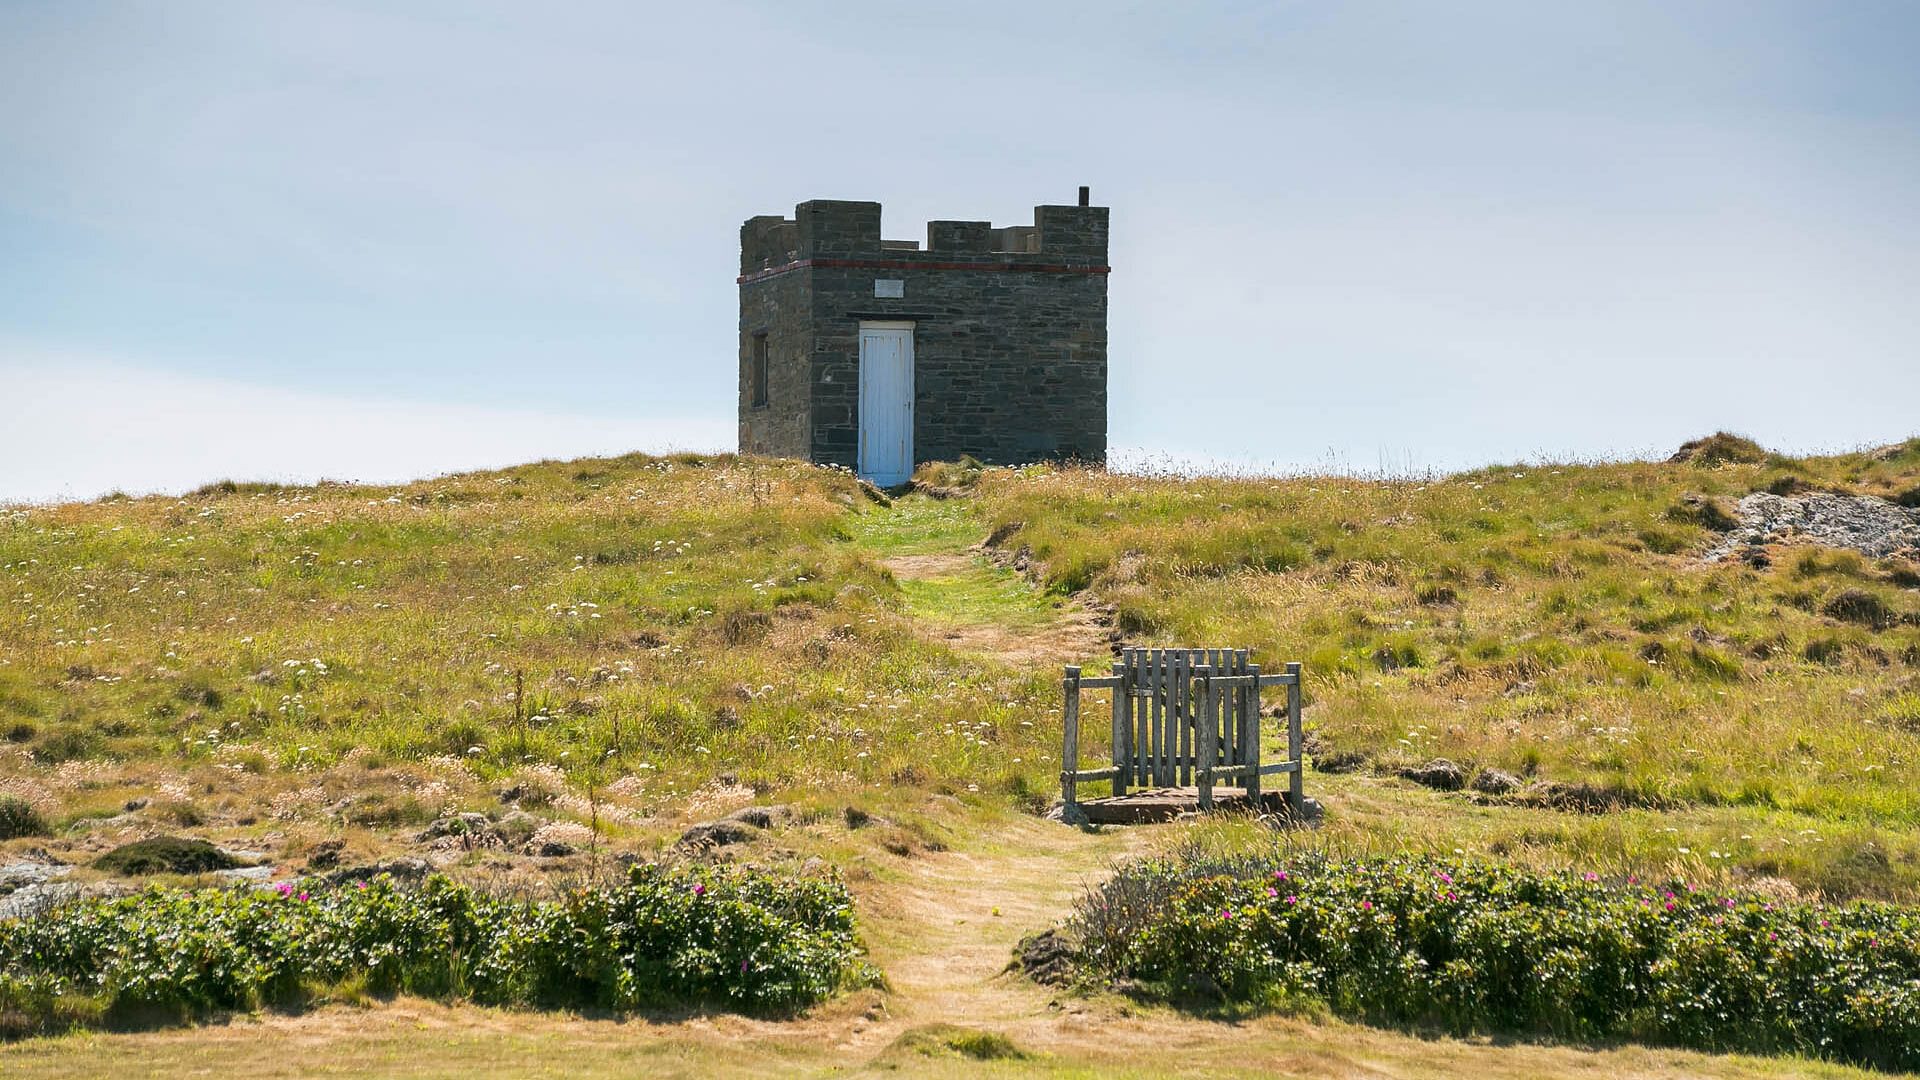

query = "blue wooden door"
[857, 322, 914, 486]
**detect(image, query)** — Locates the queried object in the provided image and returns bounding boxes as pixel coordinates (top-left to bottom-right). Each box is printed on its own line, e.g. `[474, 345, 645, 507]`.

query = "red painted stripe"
[737, 257, 1110, 285]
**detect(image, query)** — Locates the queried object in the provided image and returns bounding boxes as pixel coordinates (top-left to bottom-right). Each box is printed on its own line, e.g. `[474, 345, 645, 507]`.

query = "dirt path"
[880, 550, 1110, 668]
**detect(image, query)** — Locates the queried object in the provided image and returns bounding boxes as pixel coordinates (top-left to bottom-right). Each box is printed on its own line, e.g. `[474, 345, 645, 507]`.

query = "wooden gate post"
[1061, 665, 1081, 811]
[1285, 661, 1304, 816]
[1111, 659, 1131, 797]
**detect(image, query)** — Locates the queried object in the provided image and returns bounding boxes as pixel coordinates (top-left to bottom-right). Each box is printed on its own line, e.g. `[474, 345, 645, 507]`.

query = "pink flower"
[1665, 902, 1676, 911]
[1266, 887, 1277, 898]
[1627, 875, 1638, 884]
[740, 959, 750, 972]
[298, 892, 309, 902]
[1274, 870, 1288, 881]
[1438, 872, 1453, 884]
[356, 881, 368, 890]
[1768, 932, 1778, 941]
[1222, 909, 1234, 920]
[1723, 897, 1735, 908]
[1285, 895, 1298, 905]
[1446, 891, 1457, 901]
[693, 883, 706, 897]
[275, 882, 294, 897]
[1583, 872, 1597, 882]
[1361, 900, 1372, 911]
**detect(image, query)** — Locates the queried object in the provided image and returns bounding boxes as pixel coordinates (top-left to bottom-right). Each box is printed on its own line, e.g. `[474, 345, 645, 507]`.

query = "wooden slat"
[1259, 760, 1301, 776]
[1075, 676, 1122, 690]
[1167, 645, 1182, 780]
[1137, 650, 1151, 786]
[1148, 648, 1163, 786]
[1245, 659, 1262, 801]
[1195, 667, 1215, 810]
[1067, 766, 1122, 782]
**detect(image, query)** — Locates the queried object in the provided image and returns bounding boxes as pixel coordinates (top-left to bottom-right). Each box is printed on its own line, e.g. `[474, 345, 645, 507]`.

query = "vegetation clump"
[0, 797, 49, 841]
[0, 863, 861, 1036]
[1069, 848, 1920, 1070]
[92, 837, 244, 876]
[1668, 432, 1770, 466]
[1822, 588, 1900, 630]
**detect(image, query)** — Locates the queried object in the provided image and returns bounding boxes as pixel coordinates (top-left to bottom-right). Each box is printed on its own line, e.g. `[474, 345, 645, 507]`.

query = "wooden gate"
[1060, 648, 1304, 816]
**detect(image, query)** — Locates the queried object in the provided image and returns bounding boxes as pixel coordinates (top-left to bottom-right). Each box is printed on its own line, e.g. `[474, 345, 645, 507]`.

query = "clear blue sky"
[4, 1, 1917, 500]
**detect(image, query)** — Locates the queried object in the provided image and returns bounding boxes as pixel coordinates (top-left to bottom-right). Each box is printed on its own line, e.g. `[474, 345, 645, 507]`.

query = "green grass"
[847, 495, 982, 557]
[0, 455, 1067, 847]
[895, 564, 1061, 631]
[3, 438, 1919, 904]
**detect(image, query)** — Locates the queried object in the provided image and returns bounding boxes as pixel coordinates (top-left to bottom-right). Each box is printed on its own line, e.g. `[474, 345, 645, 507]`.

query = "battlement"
[739, 194, 1109, 275]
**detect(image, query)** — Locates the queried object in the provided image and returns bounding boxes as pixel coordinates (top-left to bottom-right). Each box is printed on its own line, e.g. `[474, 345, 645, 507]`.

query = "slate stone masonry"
[737, 196, 1109, 473]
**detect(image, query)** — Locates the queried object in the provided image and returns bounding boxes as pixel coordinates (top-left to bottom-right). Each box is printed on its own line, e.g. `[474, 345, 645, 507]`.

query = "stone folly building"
[737, 192, 1108, 486]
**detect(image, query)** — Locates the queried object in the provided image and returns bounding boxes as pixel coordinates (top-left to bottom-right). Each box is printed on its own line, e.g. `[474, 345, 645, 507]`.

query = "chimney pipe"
[1077, 185, 1090, 207]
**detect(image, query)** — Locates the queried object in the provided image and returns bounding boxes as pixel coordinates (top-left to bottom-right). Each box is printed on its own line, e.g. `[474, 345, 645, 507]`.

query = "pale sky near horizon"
[3, 1, 1917, 503]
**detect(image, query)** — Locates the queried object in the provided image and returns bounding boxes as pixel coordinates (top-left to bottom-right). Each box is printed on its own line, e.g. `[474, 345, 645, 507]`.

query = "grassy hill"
[4, 436, 1920, 1073]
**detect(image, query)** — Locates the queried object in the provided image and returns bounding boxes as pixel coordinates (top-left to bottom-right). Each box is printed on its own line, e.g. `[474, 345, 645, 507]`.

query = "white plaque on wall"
[873, 279, 904, 298]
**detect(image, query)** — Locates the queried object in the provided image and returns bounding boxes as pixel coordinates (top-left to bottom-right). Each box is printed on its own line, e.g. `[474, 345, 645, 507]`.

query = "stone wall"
[736, 240, 811, 458]
[738, 197, 1108, 472]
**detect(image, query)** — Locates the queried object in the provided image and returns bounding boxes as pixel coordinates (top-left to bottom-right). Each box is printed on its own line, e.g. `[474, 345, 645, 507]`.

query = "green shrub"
[0, 864, 861, 1035]
[0, 797, 49, 840]
[1069, 849, 1920, 1070]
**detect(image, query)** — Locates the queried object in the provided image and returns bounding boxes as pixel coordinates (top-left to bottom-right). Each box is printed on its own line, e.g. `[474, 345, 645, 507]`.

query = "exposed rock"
[676, 819, 759, 850]
[1399, 758, 1466, 791]
[1268, 794, 1325, 826]
[1471, 769, 1523, 795]
[1313, 749, 1368, 774]
[417, 812, 502, 849]
[1014, 929, 1077, 986]
[0, 861, 122, 919]
[1705, 492, 1920, 562]
[303, 838, 347, 870]
[722, 804, 790, 829]
[0, 858, 67, 898]
[318, 857, 431, 887]
[212, 864, 277, 884]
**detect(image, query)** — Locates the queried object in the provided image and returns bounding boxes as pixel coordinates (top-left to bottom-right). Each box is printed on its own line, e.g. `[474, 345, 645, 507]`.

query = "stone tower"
[737, 193, 1108, 485]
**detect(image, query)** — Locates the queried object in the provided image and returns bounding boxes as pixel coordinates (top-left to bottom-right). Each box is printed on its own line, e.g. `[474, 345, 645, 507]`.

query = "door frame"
[856, 320, 916, 486]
